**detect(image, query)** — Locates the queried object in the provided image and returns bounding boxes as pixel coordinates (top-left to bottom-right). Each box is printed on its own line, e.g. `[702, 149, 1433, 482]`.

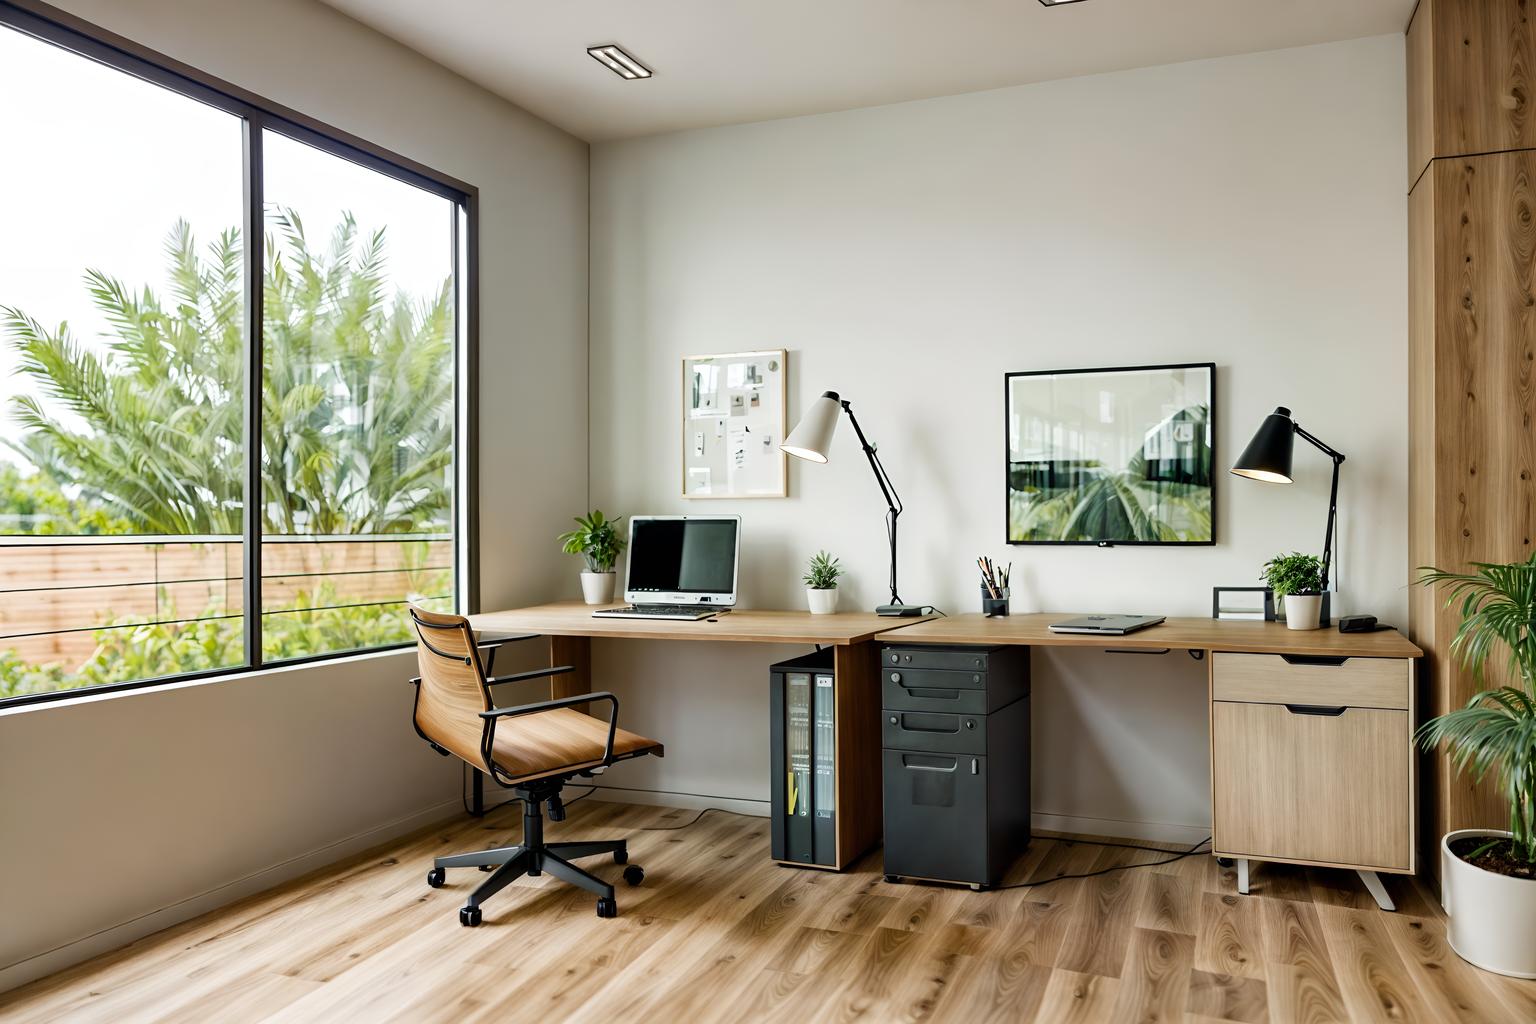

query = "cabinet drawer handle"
[1284, 703, 1348, 716]
[1279, 654, 1349, 667]
[1106, 647, 1171, 656]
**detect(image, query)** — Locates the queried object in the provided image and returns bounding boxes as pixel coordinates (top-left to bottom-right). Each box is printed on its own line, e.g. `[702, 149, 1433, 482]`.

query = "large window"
[0, 6, 472, 706]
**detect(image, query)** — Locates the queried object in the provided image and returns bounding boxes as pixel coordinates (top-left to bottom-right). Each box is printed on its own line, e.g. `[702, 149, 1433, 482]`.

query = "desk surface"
[470, 602, 931, 646]
[887, 613, 1423, 658]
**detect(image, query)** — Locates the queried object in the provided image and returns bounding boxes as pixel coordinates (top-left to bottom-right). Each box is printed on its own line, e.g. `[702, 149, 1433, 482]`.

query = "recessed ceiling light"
[587, 44, 653, 80]
[1038, 0, 1089, 6]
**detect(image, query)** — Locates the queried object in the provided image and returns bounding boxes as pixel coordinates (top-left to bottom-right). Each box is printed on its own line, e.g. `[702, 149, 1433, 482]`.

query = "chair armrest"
[480, 691, 619, 764]
[484, 665, 574, 686]
[477, 634, 539, 650]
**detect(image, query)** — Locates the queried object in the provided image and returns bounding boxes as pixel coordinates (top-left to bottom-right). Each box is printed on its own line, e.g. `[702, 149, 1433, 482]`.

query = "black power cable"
[994, 835, 1213, 890]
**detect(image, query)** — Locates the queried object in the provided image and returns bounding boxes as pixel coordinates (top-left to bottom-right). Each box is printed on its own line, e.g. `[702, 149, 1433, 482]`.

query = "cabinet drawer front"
[882, 710, 987, 755]
[1211, 652, 1408, 709]
[884, 646, 995, 672]
[1212, 701, 1410, 870]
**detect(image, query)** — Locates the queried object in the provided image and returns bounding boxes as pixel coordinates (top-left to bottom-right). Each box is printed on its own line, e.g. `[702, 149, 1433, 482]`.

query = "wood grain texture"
[1210, 653, 1410, 710]
[470, 602, 928, 645]
[1416, 151, 1536, 855]
[1406, 0, 1434, 188]
[1212, 702, 1411, 871]
[887, 613, 1422, 658]
[1430, 0, 1536, 162]
[832, 641, 882, 869]
[1, 803, 1527, 1023]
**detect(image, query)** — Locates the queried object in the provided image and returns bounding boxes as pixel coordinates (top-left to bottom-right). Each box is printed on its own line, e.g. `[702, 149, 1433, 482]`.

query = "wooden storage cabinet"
[1210, 653, 1415, 874]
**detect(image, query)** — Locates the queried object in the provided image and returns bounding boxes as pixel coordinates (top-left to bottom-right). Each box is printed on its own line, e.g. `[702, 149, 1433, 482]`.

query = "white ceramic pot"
[806, 588, 839, 615]
[1442, 829, 1536, 978]
[1283, 593, 1323, 630]
[580, 571, 616, 605]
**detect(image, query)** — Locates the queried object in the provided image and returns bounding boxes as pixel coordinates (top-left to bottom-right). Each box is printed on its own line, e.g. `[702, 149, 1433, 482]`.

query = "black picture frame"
[1004, 362, 1216, 547]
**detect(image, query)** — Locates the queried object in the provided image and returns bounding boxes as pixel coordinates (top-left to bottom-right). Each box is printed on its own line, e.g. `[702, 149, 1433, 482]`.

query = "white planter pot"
[1442, 829, 1536, 978]
[1283, 593, 1323, 630]
[580, 571, 616, 605]
[806, 588, 839, 615]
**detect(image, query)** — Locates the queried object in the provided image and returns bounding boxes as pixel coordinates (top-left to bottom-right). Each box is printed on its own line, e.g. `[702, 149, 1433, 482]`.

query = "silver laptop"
[592, 515, 740, 620]
[1048, 614, 1166, 636]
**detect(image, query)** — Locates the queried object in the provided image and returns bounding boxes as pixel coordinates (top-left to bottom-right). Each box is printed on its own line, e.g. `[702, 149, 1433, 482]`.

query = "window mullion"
[242, 116, 265, 668]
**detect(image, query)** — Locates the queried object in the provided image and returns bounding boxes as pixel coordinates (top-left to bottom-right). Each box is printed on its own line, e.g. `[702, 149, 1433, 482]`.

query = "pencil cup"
[981, 585, 1010, 618]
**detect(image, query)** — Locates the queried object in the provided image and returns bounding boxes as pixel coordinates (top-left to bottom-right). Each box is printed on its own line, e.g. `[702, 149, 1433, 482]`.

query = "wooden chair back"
[408, 604, 491, 768]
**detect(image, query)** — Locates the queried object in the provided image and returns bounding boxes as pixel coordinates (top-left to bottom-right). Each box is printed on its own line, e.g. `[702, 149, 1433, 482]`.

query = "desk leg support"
[548, 635, 592, 709]
[1237, 858, 1250, 895]
[1357, 870, 1396, 912]
[833, 642, 882, 870]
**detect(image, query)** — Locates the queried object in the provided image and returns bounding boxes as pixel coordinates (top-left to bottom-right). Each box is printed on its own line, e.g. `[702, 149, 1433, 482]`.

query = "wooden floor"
[4, 800, 1535, 1024]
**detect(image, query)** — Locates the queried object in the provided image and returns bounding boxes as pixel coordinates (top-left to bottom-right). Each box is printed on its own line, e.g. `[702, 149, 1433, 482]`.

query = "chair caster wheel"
[614, 848, 628, 865]
[1217, 857, 1234, 868]
[426, 867, 445, 889]
[459, 906, 481, 927]
[883, 875, 901, 884]
[623, 865, 645, 886]
[596, 897, 618, 918]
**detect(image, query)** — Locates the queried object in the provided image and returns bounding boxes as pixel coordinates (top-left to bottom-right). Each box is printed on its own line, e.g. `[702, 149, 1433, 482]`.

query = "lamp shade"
[1231, 406, 1296, 484]
[781, 391, 843, 463]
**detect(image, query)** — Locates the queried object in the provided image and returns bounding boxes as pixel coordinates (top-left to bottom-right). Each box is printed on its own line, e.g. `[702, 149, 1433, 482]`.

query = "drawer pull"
[1279, 654, 1349, 667]
[907, 687, 960, 700]
[1284, 704, 1348, 717]
[901, 753, 956, 772]
[1106, 647, 1171, 656]
[897, 716, 959, 734]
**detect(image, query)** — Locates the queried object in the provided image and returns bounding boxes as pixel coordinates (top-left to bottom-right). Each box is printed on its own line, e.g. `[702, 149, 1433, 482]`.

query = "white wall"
[0, 0, 587, 991]
[588, 36, 1408, 836]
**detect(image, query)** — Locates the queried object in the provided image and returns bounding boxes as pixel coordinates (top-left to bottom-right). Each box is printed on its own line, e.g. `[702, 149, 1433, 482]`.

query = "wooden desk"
[889, 613, 1423, 659]
[467, 601, 931, 869]
[882, 613, 1424, 908]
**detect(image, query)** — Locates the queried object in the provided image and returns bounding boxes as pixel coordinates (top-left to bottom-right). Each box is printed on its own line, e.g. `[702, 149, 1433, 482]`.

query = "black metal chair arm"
[480, 691, 619, 764]
[476, 634, 539, 650]
[484, 664, 575, 687]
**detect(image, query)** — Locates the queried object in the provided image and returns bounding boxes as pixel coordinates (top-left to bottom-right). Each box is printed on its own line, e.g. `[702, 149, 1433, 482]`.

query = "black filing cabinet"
[879, 644, 1030, 888]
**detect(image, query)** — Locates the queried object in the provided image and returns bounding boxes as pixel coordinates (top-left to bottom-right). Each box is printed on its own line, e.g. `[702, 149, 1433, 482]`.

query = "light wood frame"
[681, 349, 788, 499]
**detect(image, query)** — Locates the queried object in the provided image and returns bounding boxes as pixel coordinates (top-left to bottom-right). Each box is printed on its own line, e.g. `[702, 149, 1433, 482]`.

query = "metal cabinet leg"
[1357, 869, 1396, 911]
[1237, 858, 1250, 895]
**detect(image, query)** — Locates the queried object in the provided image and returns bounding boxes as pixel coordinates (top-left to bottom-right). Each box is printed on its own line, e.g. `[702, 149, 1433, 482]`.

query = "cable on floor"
[995, 835, 1213, 890]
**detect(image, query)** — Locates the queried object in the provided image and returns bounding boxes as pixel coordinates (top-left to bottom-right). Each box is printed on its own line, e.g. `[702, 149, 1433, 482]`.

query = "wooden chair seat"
[490, 708, 664, 784]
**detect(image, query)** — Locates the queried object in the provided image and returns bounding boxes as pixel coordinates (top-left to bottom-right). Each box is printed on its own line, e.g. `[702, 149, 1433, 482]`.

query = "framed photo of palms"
[1005, 362, 1215, 545]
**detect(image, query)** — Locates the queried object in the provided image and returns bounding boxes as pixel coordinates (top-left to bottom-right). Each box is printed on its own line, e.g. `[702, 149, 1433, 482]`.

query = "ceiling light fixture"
[587, 44, 653, 80]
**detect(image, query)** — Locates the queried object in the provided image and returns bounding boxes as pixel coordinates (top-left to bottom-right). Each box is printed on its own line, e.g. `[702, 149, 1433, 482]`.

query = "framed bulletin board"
[682, 349, 787, 498]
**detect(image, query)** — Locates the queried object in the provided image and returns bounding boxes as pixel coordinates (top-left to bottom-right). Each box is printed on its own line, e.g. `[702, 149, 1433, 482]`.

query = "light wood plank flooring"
[3, 799, 1533, 1023]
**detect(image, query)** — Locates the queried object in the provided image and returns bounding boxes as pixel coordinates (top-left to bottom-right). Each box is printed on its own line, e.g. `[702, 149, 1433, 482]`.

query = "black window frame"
[0, 0, 480, 709]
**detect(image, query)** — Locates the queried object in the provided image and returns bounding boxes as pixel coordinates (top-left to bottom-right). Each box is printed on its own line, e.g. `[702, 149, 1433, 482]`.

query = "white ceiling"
[319, 0, 1416, 142]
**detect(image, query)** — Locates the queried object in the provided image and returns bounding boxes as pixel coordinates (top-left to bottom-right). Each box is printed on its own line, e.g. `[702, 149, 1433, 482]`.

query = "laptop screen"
[626, 517, 738, 598]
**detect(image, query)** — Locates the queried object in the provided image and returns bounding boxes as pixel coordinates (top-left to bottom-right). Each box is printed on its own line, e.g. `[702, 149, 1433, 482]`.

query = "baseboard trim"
[1031, 810, 1211, 846]
[580, 784, 769, 818]
[0, 797, 461, 996]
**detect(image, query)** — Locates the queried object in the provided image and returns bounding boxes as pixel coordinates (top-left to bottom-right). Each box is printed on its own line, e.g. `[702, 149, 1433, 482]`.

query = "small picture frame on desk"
[1212, 586, 1274, 621]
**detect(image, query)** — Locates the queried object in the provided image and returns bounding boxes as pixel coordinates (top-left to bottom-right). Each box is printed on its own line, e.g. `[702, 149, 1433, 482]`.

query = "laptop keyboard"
[593, 605, 714, 618]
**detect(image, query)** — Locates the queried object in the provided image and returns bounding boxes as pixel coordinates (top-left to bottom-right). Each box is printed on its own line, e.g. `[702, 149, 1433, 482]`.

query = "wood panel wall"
[1407, 0, 1536, 879]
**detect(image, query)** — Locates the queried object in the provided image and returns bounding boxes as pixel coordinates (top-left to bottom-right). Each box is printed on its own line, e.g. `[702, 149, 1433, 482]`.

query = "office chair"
[407, 605, 664, 925]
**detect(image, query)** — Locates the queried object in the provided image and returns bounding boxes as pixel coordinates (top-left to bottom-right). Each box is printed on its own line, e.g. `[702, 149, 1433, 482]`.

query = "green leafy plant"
[1261, 552, 1324, 598]
[802, 550, 843, 590]
[558, 509, 625, 572]
[1, 213, 452, 536]
[1417, 556, 1536, 867]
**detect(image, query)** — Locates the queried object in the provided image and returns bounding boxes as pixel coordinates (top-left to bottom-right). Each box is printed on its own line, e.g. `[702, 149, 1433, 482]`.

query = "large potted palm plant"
[1418, 556, 1536, 978]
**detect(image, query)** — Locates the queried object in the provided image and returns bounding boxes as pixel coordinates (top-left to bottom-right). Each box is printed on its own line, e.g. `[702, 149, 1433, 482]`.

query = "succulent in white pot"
[558, 509, 625, 605]
[1418, 556, 1536, 978]
[802, 550, 843, 615]
[1262, 551, 1325, 631]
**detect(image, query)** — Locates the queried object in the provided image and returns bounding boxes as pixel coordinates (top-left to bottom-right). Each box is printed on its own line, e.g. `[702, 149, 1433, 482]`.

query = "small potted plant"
[1261, 551, 1324, 630]
[1418, 557, 1536, 978]
[802, 550, 843, 615]
[558, 509, 625, 605]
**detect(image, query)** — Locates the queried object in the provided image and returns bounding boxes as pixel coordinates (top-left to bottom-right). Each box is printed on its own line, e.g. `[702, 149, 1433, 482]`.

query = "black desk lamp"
[1230, 406, 1345, 624]
[782, 391, 925, 616]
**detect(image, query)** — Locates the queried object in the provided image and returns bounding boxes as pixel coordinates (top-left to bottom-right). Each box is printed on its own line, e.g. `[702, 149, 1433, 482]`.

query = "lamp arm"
[1292, 421, 1344, 593]
[841, 401, 904, 605]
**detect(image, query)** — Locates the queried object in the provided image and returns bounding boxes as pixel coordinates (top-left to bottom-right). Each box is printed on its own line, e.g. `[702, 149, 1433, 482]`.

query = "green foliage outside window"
[0, 215, 455, 699]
